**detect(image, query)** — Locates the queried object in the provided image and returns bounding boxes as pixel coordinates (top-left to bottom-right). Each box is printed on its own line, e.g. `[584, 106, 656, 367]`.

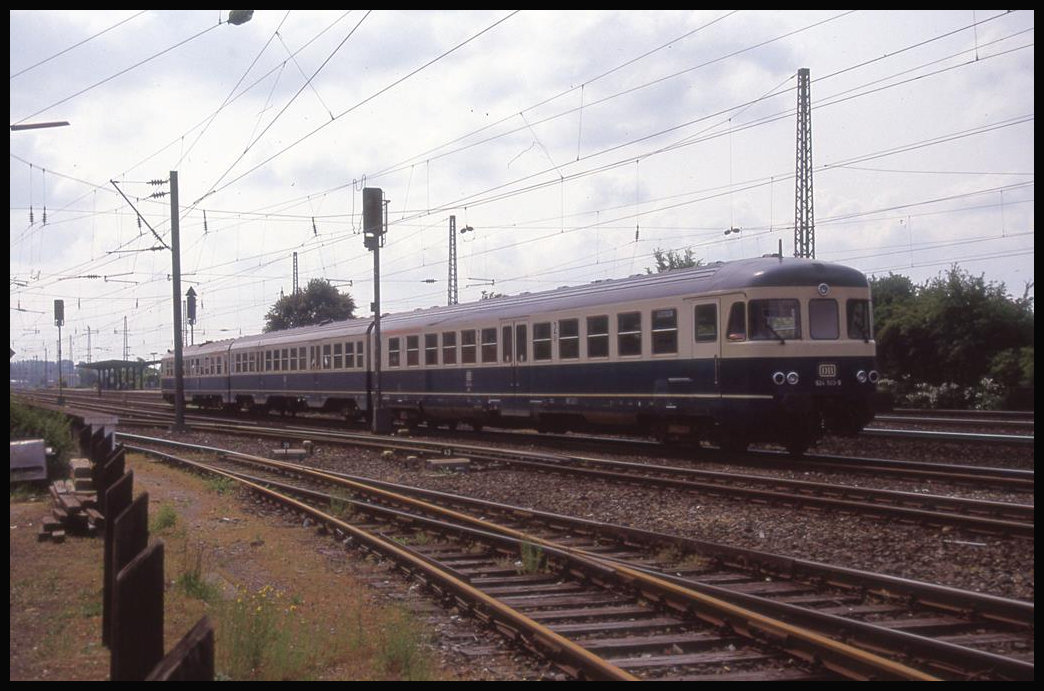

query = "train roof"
[378, 255, 868, 333]
[171, 256, 867, 355]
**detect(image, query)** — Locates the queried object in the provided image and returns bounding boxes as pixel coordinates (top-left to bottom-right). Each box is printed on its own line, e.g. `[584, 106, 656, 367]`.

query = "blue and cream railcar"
[225, 322, 371, 416]
[161, 337, 234, 409]
[375, 256, 878, 452]
[162, 320, 372, 416]
[162, 256, 878, 453]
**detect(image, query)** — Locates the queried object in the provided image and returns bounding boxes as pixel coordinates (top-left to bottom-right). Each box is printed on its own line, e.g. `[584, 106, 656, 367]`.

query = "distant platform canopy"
[80, 359, 158, 391]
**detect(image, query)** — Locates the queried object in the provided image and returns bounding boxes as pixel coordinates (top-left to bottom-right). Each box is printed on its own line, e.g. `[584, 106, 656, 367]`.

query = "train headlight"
[868, 370, 880, 384]
[772, 371, 786, 385]
[817, 283, 830, 296]
[786, 371, 799, 385]
[856, 370, 868, 383]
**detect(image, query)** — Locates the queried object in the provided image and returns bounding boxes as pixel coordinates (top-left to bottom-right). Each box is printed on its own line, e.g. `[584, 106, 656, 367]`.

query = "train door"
[499, 321, 530, 415]
[688, 298, 722, 396]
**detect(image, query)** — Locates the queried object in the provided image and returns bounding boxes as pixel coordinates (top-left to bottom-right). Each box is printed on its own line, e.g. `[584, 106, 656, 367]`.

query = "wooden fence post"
[101, 469, 134, 648]
[111, 539, 165, 680]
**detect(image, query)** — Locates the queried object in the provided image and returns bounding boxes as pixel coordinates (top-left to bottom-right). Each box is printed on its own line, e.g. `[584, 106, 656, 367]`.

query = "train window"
[345, 342, 355, 369]
[847, 299, 873, 340]
[291, 347, 300, 371]
[533, 322, 552, 361]
[694, 304, 717, 342]
[652, 308, 678, 354]
[406, 335, 420, 366]
[356, 341, 365, 368]
[282, 348, 290, 370]
[461, 330, 477, 364]
[322, 344, 332, 369]
[265, 351, 273, 371]
[442, 332, 457, 365]
[333, 343, 343, 369]
[726, 303, 746, 341]
[425, 334, 438, 366]
[618, 312, 642, 356]
[502, 326, 513, 362]
[587, 316, 609, 358]
[809, 299, 839, 339]
[559, 319, 579, 359]
[481, 328, 498, 363]
[388, 337, 401, 367]
[298, 349, 306, 370]
[516, 324, 527, 363]
[749, 299, 801, 341]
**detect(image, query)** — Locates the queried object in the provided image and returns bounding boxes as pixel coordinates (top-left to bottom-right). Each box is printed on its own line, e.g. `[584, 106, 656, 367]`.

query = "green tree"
[871, 266, 1034, 389]
[647, 248, 703, 274]
[264, 278, 356, 332]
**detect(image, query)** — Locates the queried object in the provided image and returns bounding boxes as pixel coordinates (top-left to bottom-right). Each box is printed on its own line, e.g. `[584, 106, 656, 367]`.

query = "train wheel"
[786, 437, 810, 457]
[720, 435, 749, 453]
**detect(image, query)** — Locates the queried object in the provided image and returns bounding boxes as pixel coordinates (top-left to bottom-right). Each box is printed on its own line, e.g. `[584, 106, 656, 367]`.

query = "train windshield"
[847, 299, 873, 341]
[749, 299, 801, 341]
[809, 299, 839, 339]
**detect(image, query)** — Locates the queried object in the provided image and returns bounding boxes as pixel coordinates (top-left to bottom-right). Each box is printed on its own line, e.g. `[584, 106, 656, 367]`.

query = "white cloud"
[10, 10, 1034, 362]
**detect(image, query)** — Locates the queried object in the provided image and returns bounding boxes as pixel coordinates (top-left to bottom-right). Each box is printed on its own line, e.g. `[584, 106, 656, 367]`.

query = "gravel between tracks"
[146, 427, 1034, 603]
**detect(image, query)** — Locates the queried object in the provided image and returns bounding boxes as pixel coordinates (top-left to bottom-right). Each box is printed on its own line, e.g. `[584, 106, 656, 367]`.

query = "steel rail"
[124, 436, 939, 681]
[125, 444, 638, 681]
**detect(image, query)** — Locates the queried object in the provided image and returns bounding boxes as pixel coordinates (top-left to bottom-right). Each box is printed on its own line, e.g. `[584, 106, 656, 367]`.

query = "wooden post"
[146, 616, 215, 681]
[101, 470, 134, 647]
[112, 540, 165, 681]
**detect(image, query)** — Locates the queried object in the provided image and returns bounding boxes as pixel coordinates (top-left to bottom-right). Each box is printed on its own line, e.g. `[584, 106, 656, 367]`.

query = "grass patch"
[218, 584, 319, 680]
[519, 541, 548, 575]
[328, 489, 355, 519]
[150, 503, 178, 533]
[376, 605, 433, 680]
[177, 541, 221, 603]
[206, 476, 237, 495]
[10, 483, 46, 503]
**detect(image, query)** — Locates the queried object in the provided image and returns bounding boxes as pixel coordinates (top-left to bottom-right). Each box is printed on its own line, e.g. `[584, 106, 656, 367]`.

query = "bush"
[896, 377, 1007, 410]
[9, 398, 74, 480]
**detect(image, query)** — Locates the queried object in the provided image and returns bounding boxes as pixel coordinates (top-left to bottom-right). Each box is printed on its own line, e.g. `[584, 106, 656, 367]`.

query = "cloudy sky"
[10, 10, 1034, 365]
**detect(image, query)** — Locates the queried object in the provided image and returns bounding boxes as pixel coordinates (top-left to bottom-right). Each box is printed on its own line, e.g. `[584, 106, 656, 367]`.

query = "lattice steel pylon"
[794, 67, 815, 259]
[448, 215, 458, 305]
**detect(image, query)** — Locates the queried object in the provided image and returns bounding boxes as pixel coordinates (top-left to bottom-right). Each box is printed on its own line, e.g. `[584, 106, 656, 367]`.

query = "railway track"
[22, 390, 1037, 449]
[113, 418, 1034, 539]
[121, 434, 1032, 680]
[15, 394, 1033, 678]
[18, 392, 1034, 537]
